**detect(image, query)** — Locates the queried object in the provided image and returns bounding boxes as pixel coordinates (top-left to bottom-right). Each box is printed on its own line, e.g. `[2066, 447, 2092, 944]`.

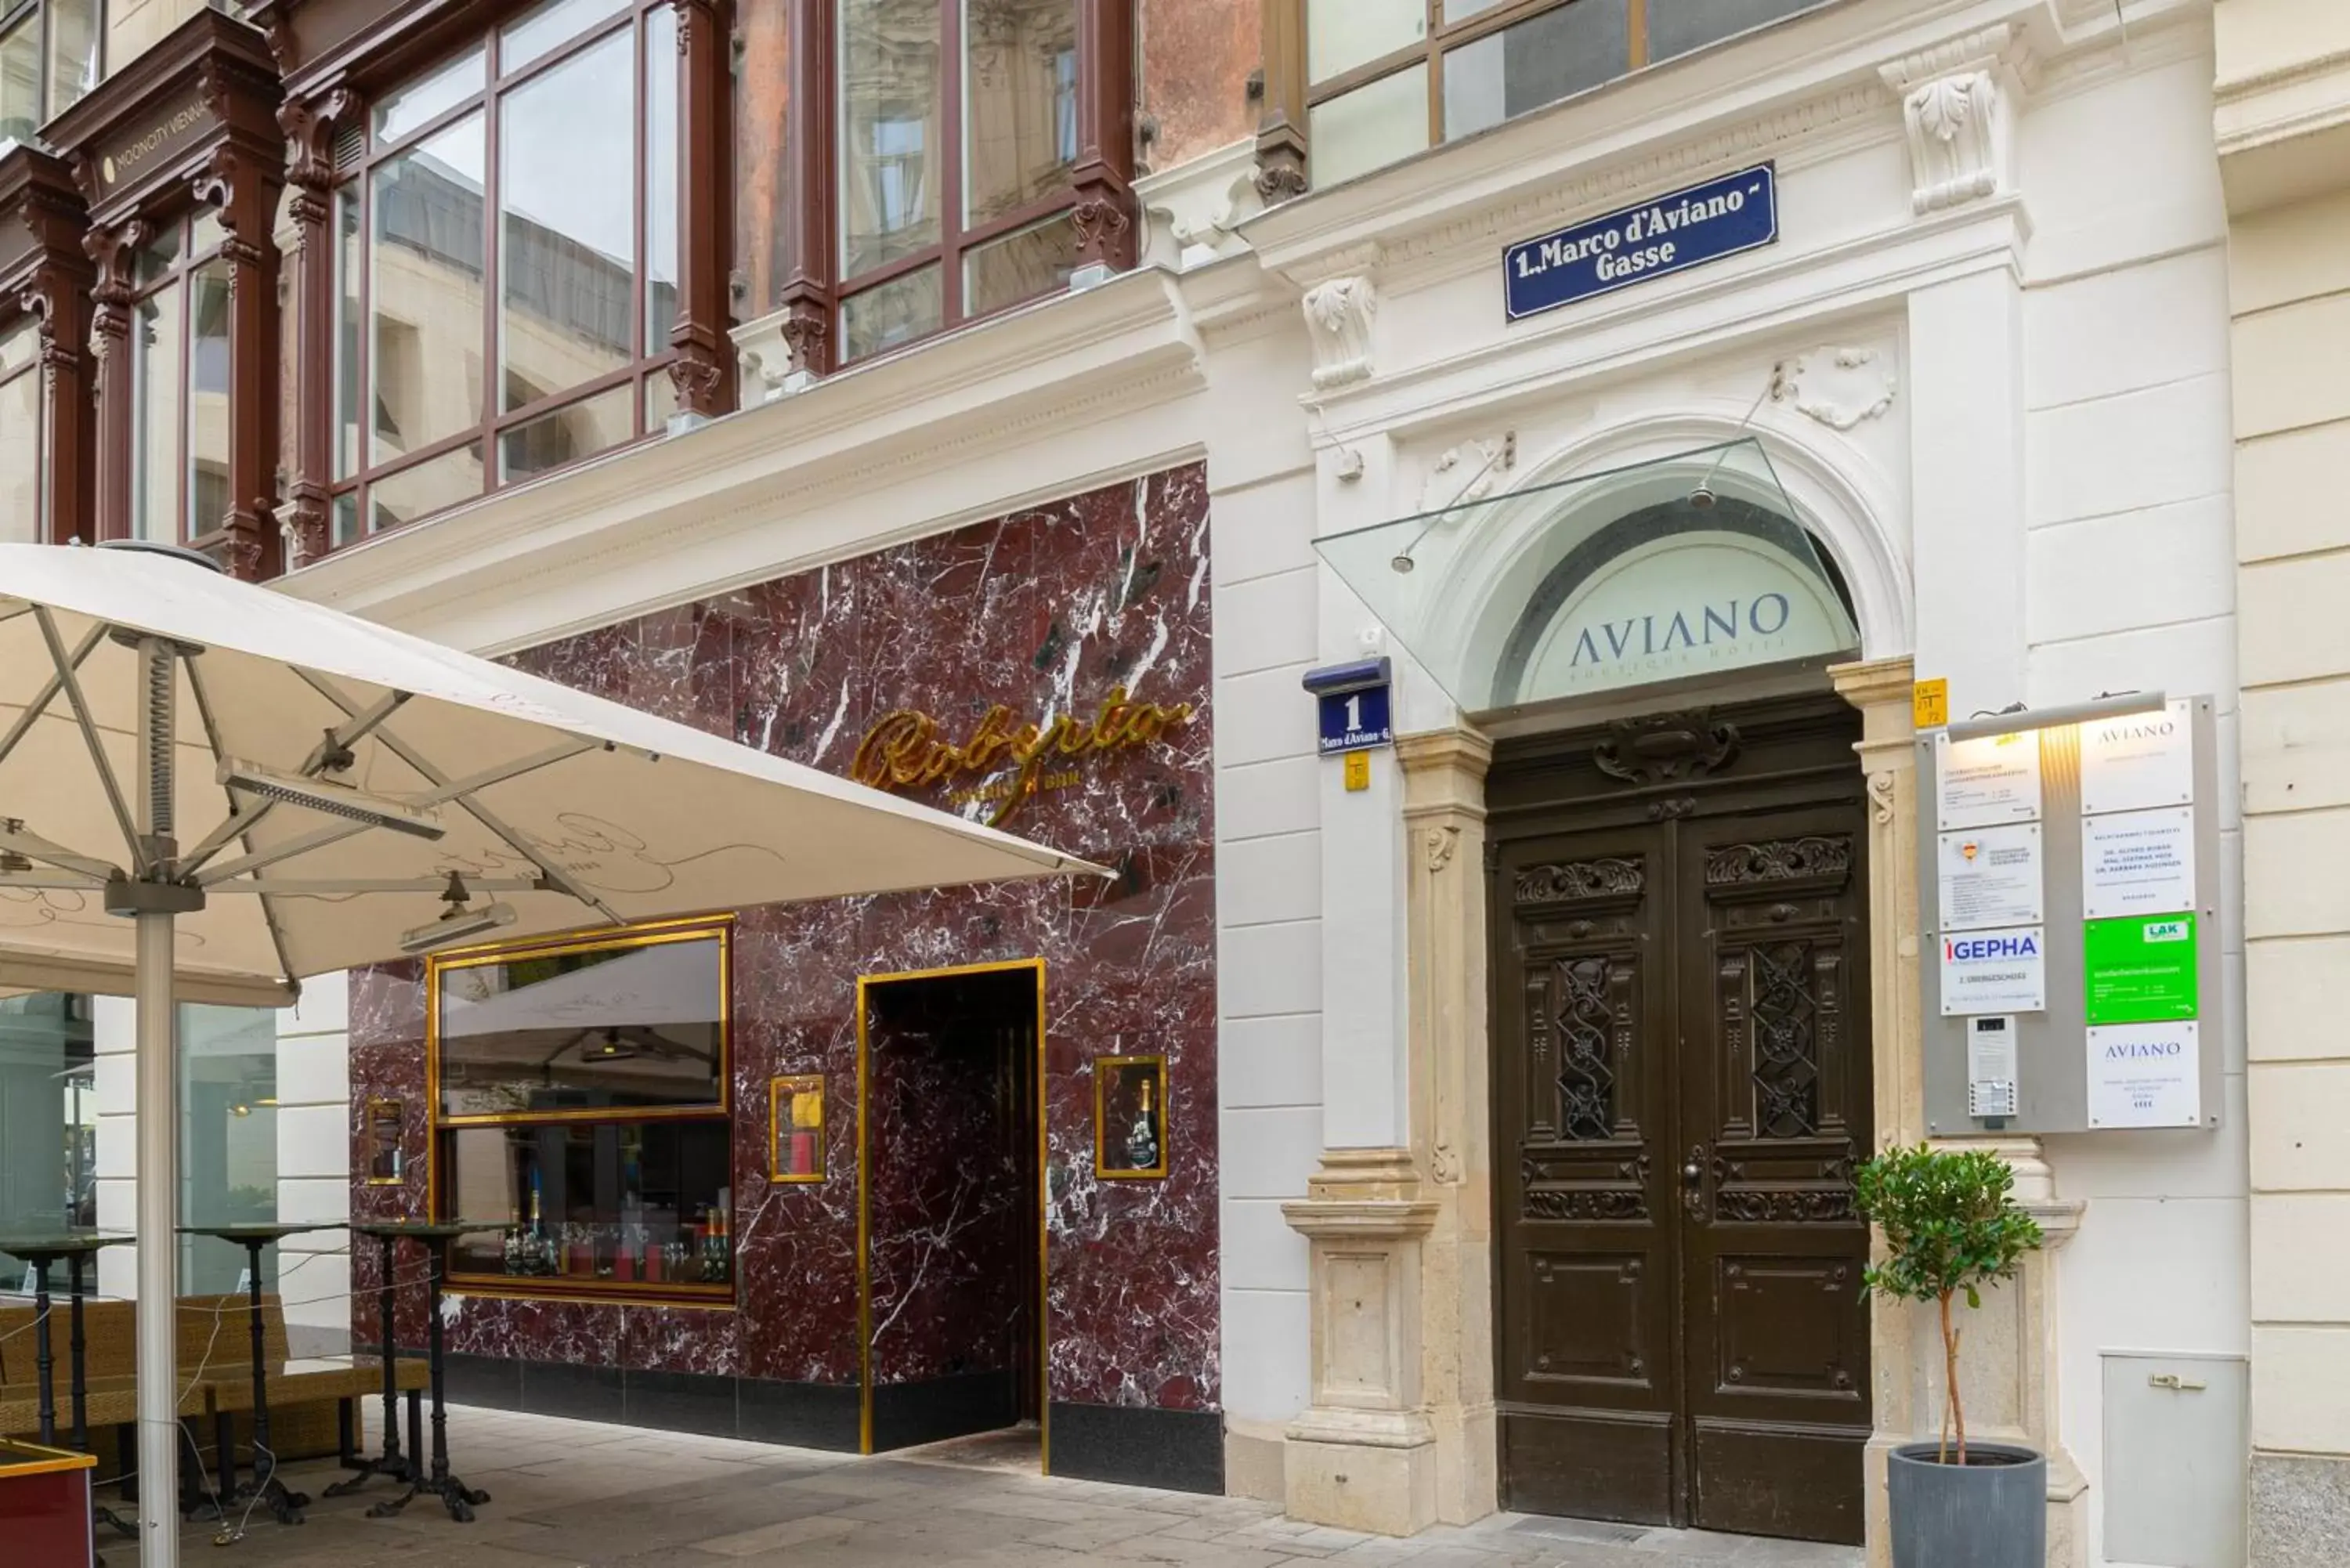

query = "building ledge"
[2215, 46, 2350, 214]
[273, 266, 1211, 649]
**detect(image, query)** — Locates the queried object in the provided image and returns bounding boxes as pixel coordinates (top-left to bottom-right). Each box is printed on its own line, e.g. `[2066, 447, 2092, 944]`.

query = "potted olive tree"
[1853, 1144, 2046, 1568]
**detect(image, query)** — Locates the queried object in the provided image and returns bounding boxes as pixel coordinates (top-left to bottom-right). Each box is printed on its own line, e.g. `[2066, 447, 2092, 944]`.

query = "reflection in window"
[329, 1, 681, 546]
[0, 314, 42, 544]
[962, 0, 1077, 225]
[0, 994, 96, 1293]
[429, 922, 733, 1302]
[177, 1005, 279, 1298]
[0, 0, 99, 146]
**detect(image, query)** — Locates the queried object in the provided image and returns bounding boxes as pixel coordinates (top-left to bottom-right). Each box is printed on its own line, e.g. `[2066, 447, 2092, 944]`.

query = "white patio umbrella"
[0, 540, 1101, 1564]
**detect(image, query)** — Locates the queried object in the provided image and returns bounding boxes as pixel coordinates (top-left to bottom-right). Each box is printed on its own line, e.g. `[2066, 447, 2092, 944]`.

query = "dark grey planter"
[1888, 1440, 2045, 1568]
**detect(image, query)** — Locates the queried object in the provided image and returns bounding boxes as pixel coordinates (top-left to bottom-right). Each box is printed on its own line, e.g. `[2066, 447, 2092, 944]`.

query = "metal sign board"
[1317, 684, 1392, 754]
[1503, 164, 1778, 322]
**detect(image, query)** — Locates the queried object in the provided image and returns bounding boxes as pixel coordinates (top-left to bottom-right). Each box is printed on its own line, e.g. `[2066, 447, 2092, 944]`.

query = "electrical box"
[1920, 697, 2223, 1136]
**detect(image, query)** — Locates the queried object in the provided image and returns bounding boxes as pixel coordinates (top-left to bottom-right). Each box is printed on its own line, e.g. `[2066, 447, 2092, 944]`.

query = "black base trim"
[439, 1352, 859, 1452]
[870, 1369, 1018, 1452]
[1049, 1401, 1224, 1494]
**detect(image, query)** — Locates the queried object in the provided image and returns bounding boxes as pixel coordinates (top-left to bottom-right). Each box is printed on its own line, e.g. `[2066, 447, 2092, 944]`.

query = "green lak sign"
[2084, 912, 2199, 1025]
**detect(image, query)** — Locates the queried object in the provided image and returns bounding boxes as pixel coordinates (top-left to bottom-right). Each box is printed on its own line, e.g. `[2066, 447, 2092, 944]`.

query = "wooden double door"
[1489, 698, 1873, 1544]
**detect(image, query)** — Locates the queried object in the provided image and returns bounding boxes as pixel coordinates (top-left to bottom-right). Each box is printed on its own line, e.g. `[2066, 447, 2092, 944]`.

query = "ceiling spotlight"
[396, 872, 517, 956]
[1687, 483, 1718, 510]
[1389, 553, 1416, 574]
[216, 758, 446, 841]
[0, 818, 31, 875]
[584, 1031, 639, 1063]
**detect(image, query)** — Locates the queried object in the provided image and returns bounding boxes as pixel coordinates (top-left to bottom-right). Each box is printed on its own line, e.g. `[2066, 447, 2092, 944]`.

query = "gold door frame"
[855, 957, 1050, 1471]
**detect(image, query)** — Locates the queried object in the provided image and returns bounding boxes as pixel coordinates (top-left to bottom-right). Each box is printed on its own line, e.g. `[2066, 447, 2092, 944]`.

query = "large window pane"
[374, 46, 484, 148]
[645, 4, 680, 347]
[840, 0, 942, 277]
[132, 284, 185, 544]
[965, 211, 1076, 317]
[1647, 0, 1826, 63]
[840, 263, 941, 363]
[371, 111, 486, 466]
[443, 1120, 735, 1288]
[962, 0, 1076, 226]
[499, 380, 634, 482]
[177, 1005, 278, 1299]
[0, 16, 36, 145]
[1308, 65, 1429, 189]
[1443, 0, 1628, 142]
[367, 441, 484, 532]
[436, 934, 725, 1118]
[0, 323, 39, 546]
[45, 0, 101, 120]
[1306, 0, 1423, 84]
[500, 31, 635, 412]
[187, 260, 232, 540]
[500, 0, 630, 78]
[0, 994, 95, 1293]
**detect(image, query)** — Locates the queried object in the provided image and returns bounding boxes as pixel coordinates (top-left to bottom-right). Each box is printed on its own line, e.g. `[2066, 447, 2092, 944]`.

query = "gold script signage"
[850, 685, 1194, 826]
[99, 98, 218, 191]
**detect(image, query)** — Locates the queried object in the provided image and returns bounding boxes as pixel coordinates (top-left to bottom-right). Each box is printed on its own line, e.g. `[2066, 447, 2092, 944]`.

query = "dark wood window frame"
[0, 145, 94, 547]
[0, 0, 106, 143]
[121, 205, 233, 551]
[773, 0, 1136, 379]
[267, 0, 736, 567]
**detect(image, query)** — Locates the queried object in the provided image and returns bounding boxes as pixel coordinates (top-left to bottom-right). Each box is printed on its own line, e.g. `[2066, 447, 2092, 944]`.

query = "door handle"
[1682, 1160, 1704, 1183]
[2148, 1374, 2207, 1393]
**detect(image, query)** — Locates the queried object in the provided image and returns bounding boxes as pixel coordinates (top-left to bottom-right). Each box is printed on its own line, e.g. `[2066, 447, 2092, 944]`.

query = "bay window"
[327, 0, 682, 550]
[751, 0, 1133, 377]
[128, 207, 233, 547]
[0, 0, 100, 147]
[1261, 0, 1832, 194]
[0, 313, 38, 543]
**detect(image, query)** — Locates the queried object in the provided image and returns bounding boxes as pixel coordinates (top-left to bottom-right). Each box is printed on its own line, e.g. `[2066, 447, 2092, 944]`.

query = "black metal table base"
[325, 1447, 414, 1498]
[242, 1472, 312, 1526]
[368, 1471, 490, 1524]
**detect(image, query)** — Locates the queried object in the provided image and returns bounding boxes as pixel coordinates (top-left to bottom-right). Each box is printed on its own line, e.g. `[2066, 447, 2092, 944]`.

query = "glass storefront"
[178, 1004, 280, 1296]
[0, 992, 96, 1292]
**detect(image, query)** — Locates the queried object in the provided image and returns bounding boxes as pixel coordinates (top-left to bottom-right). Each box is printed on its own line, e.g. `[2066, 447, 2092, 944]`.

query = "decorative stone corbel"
[1302, 276, 1376, 391]
[1878, 25, 2030, 215]
[1773, 347, 1897, 432]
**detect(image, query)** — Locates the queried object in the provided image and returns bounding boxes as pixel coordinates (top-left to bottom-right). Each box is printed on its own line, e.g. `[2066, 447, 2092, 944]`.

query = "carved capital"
[665, 350, 725, 418]
[1069, 191, 1133, 263]
[280, 89, 356, 193]
[776, 298, 832, 378]
[1302, 275, 1376, 391]
[280, 486, 331, 569]
[1878, 25, 2028, 216]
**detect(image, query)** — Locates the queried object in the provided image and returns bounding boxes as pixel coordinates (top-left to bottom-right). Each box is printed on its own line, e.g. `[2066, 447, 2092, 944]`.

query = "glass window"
[840, 2, 942, 276]
[0, 315, 42, 544]
[131, 279, 185, 543]
[0, 1, 99, 146]
[962, 0, 1077, 226]
[0, 994, 96, 1293]
[177, 1005, 279, 1298]
[128, 210, 231, 546]
[840, 262, 941, 363]
[965, 211, 1077, 317]
[332, 2, 679, 547]
[429, 921, 732, 1302]
[187, 259, 232, 540]
[1300, 0, 1828, 187]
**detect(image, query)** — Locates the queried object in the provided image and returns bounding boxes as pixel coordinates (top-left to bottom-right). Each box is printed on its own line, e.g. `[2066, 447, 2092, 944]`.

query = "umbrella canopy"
[0, 540, 1102, 1563]
[0, 540, 1102, 1004]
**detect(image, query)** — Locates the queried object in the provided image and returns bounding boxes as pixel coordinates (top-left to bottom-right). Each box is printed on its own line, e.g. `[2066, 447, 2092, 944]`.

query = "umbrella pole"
[135, 908, 181, 1567]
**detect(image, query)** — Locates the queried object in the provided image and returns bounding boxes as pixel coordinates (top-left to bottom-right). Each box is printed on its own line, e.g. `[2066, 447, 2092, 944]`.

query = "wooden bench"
[0, 1293, 427, 1505]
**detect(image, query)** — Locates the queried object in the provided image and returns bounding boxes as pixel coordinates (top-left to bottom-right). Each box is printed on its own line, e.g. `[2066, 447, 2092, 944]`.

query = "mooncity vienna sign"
[1504, 164, 1779, 321]
[850, 686, 1193, 827]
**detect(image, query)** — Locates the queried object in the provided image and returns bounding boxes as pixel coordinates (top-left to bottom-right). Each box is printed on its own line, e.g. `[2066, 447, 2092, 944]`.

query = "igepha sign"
[1505, 164, 1779, 322]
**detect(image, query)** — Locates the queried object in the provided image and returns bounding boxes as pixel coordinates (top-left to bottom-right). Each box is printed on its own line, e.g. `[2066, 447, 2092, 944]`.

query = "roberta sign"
[1504, 164, 1779, 322]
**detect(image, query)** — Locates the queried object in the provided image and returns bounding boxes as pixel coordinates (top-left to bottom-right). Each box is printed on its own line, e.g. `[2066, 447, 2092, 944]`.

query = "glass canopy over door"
[1312, 439, 1860, 717]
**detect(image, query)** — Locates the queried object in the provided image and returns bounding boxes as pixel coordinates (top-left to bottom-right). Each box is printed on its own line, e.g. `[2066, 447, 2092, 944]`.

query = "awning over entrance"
[1314, 439, 1860, 716]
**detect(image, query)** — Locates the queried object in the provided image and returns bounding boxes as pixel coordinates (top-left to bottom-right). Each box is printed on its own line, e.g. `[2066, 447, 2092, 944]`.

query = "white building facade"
[54, 0, 2269, 1562]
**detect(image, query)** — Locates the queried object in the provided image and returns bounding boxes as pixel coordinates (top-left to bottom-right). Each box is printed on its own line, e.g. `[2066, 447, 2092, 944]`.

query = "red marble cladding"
[349, 464, 1219, 1413]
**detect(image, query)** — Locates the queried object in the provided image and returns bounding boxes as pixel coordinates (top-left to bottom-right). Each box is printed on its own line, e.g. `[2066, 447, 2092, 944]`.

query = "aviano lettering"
[2103, 1039, 2184, 1059]
[1567, 594, 1792, 669]
[850, 685, 1193, 828]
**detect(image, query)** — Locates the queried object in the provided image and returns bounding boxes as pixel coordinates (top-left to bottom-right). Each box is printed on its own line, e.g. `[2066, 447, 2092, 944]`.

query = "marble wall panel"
[350, 464, 1219, 1416]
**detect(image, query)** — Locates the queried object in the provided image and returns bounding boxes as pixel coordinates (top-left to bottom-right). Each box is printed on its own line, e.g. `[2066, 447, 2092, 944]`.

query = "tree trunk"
[1940, 1289, 1968, 1464]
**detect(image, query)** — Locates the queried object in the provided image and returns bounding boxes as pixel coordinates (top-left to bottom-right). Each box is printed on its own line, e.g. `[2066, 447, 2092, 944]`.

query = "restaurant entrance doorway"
[856, 961, 1047, 1459]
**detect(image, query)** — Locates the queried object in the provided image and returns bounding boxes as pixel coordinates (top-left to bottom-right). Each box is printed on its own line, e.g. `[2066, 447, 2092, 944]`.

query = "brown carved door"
[1491, 700, 1871, 1545]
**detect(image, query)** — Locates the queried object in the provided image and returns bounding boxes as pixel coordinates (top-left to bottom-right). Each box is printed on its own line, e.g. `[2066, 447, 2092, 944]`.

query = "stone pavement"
[136, 1407, 1864, 1568]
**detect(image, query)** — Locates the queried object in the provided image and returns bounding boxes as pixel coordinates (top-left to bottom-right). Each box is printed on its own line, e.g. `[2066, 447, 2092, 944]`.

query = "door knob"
[1682, 1160, 1703, 1183]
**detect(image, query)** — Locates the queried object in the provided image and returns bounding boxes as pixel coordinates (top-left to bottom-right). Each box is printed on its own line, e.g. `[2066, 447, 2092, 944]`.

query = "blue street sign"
[1504, 164, 1778, 323]
[1317, 684, 1392, 755]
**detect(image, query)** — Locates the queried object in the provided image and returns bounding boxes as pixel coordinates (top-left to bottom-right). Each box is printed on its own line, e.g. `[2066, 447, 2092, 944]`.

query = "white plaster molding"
[1137, 138, 1263, 272]
[1878, 25, 2030, 217]
[1415, 433, 1515, 515]
[1774, 346, 1898, 432]
[1303, 276, 1376, 391]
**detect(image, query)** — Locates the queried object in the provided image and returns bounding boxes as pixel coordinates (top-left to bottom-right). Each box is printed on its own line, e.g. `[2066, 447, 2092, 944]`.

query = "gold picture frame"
[770, 1074, 826, 1183]
[364, 1098, 406, 1186]
[1094, 1055, 1167, 1180]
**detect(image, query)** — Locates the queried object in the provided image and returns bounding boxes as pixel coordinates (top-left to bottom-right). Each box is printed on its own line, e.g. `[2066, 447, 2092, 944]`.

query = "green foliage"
[1853, 1144, 2043, 1311]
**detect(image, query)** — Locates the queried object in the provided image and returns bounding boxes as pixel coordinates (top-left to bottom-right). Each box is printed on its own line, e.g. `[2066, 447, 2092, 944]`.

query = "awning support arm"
[0, 620, 107, 771]
[32, 610, 144, 876]
[0, 825, 121, 883]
